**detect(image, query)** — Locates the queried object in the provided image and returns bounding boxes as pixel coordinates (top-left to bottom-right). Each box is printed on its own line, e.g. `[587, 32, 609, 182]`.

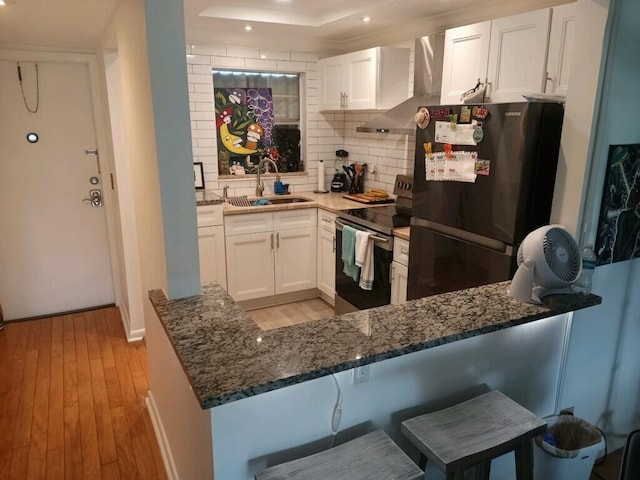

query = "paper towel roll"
[318, 160, 326, 192]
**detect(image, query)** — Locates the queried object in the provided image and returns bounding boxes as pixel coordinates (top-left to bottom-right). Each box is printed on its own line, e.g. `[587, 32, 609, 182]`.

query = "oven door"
[335, 220, 393, 314]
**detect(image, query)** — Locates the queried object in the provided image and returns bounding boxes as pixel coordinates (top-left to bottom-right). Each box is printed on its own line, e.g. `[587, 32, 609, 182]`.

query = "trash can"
[533, 414, 604, 480]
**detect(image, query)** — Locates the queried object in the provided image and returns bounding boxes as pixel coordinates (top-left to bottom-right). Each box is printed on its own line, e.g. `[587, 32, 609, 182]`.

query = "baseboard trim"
[146, 391, 179, 480]
[120, 307, 145, 342]
[238, 288, 321, 311]
[319, 291, 335, 307]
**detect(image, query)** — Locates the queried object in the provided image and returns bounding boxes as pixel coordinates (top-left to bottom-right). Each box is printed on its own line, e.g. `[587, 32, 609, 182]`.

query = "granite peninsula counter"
[146, 282, 601, 479]
[149, 282, 600, 409]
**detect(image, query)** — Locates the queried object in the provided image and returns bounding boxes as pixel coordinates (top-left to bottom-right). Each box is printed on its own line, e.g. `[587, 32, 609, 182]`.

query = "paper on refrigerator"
[434, 121, 479, 146]
[425, 151, 478, 183]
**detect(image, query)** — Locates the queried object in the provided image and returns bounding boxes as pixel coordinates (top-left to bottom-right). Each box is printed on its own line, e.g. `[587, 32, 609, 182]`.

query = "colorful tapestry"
[595, 144, 640, 265]
[214, 88, 274, 174]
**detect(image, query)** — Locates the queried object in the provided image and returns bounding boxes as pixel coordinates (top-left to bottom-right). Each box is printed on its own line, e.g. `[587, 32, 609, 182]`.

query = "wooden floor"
[248, 297, 335, 331]
[590, 447, 622, 480]
[0, 307, 167, 480]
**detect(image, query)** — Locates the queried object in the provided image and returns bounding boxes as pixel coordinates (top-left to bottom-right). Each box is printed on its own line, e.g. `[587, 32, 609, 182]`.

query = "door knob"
[83, 189, 103, 207]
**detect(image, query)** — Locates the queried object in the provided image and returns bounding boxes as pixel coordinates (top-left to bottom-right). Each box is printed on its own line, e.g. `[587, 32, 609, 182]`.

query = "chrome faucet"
[256, 158, 278, 197]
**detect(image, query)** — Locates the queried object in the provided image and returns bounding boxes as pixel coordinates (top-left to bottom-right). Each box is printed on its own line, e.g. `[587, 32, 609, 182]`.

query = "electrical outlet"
[352, 365, 370, 385]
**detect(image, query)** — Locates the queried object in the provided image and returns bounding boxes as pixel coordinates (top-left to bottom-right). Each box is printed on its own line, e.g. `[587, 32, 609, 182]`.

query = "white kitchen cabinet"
[441, 7, 559, 104]
[318, 47, 410, 111]
[487, 8, 551, 103]
[316, 210, 336, 304]
[224, 209, 317, 302]
[197, 205, 227, 290]
[391, 237, 409, 305]
[440, 22, 491, 105]
[545, 3, 576, 97]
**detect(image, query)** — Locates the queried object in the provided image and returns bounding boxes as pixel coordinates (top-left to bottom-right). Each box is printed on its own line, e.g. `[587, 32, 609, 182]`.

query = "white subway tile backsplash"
[194, 102, 215, 112]
[191, 45, 226, 56]
[226, 47, 260, 59]
[211, 56, 246, 68]
[244, 59, 278, 70]
[192, 64, 214, 75]
[187, 55, 212, 65]
[259, 50, 291, 61]
[188, 73, 215, 84]
[275, 60, 307, 72]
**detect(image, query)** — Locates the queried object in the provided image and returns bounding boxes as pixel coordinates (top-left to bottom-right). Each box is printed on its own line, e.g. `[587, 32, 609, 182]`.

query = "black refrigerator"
[407, 101, 564, 300]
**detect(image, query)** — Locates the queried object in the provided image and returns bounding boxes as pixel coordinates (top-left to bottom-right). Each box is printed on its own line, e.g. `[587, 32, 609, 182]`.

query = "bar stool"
[401, 390, 546, 480]
[256, 430, 424, 480]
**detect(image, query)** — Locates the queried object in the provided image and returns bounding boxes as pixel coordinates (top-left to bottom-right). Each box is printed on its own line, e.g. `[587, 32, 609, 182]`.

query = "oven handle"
[335, 219, 391, 246]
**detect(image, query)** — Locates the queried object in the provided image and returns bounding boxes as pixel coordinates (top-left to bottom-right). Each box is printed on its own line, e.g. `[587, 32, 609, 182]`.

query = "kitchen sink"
[226, 196, 312, 207]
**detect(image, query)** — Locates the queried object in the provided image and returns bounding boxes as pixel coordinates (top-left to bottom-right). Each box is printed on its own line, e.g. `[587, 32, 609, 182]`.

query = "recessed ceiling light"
[361, 16, 371, 23]
[244, 25, 253, 31]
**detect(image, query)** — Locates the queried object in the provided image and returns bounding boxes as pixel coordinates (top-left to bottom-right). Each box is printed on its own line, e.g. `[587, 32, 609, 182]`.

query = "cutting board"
[342, 194, 395, 204]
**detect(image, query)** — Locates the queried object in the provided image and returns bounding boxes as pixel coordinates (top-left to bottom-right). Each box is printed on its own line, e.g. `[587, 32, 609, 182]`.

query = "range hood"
[356, 34, 445, 135]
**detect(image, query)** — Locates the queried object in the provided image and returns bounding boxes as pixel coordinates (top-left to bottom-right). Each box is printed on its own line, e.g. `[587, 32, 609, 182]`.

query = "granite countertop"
[149, 282, 601, 410]
[195, 189, 224, 206]
[219, 191, 387, 215]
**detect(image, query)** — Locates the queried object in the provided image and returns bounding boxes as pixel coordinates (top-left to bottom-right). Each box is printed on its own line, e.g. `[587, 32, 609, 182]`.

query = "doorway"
[0, 58, 115, 320]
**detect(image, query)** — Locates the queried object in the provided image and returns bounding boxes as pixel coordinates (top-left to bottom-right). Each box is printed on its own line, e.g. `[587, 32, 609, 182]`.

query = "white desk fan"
[508, 225, 582, 304]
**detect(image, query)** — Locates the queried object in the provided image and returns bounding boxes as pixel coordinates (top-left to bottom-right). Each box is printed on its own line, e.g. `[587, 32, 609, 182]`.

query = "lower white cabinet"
[225, 209, 317, 302]
[317, 210, 336, 304]
[391, 237, 409, 305]
[197, 205, 227, 290]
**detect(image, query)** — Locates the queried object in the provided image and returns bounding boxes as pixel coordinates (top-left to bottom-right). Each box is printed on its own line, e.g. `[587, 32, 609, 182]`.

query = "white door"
[440, 22, 491, 105]
[390, 262, 408, 305]
[318, 56, 345, 111]
[198, 225, 227, 290]
[274, 227, 317, 294]
[546, 3, 576, 97]
[487, 8, 552, 102]
[225, 232, 274, 301]
[317, 227, 336, 302]
[0, 60, 114, 320]
[346, 48, 378, 110]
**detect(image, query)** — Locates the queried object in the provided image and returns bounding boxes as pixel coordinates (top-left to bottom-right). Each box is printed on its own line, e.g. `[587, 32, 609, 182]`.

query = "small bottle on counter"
[572, 245, 596, 294]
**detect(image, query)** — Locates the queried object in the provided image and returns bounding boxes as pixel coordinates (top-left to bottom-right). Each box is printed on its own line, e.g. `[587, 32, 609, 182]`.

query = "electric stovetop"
[338, 205, 411, 235]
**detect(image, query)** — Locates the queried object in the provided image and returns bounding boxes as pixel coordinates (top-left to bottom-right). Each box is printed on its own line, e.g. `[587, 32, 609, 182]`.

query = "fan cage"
[542, 228, 581, 282]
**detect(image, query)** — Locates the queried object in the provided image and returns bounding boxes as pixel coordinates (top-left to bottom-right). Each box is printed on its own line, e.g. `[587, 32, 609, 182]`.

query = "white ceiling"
[0, 0, 568, 54]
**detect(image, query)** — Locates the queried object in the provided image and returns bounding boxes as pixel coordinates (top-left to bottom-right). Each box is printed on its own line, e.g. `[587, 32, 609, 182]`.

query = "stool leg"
[472, 461, 491, 480]
[514, 439, 534, 480]
[446, 470, 465, 480]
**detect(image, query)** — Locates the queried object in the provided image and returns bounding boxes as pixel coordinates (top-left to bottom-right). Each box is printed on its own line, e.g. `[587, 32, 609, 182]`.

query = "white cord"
[330, 374, 342, 448]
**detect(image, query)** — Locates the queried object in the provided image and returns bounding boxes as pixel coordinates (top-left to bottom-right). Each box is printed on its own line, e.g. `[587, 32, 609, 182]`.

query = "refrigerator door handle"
[411, 218, 514, 256]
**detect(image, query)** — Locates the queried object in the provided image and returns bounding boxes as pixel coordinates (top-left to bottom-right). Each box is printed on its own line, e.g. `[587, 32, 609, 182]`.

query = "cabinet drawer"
[393, 237, 410, 267]
[318, 210, 336, 233]
[197, 205, 223, 227]
[274, 209, 317, 230]
[225, 212, 274, 236]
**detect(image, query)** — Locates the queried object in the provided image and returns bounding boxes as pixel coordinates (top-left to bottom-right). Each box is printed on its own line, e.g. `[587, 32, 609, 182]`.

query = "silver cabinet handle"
[276, 232, 280, 249]
[333, 236, 336, 253]
[270, 232, 274, 250]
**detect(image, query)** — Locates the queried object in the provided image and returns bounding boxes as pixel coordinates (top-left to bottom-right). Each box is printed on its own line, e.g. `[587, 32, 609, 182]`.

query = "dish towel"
[355, 230, 374, 290]
[341, 225, 360, 282]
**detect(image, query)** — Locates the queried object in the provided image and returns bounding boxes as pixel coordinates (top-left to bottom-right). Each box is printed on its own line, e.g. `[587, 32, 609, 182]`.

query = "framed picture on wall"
[193, 162, 205, 190]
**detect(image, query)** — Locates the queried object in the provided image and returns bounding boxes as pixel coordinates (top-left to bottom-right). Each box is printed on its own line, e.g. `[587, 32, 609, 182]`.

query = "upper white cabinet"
[545, 3, 576, 97]
[318, 47, 410, 111]
[440, 22, 491, 105]
[441, 5, 575, 104]
[197, 205, 227, 290]
[487, 8, 551, 103]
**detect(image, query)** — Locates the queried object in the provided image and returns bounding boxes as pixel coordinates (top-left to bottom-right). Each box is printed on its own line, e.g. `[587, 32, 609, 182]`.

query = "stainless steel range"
[334, 176, 413, 314]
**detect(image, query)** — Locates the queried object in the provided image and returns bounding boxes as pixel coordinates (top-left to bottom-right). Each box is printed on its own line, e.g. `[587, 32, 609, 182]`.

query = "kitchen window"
[213, 70, 303, 175]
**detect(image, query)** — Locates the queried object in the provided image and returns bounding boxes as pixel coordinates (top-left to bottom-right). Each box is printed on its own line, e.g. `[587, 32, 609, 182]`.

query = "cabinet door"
[275, 227, 317, 294]
[226, 232, 275, 301]
[487, 8, 552, 103]
[198, 225, 227, 290]
[546, 3, 576, 97]
[345, 48, 378, 110]
[440, 22, 491, 105]
[318, 56, 345, 111]
[317, 226, 336, 302]
[390, 262, 408, 305]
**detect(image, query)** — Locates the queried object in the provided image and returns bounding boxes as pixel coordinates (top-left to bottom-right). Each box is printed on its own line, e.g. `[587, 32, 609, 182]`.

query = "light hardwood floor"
[248, 298, 335, 331]
[0, 307, 167, 480]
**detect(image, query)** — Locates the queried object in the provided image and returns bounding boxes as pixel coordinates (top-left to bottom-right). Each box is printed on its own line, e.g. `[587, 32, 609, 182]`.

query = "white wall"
[558, 0, 640, 449]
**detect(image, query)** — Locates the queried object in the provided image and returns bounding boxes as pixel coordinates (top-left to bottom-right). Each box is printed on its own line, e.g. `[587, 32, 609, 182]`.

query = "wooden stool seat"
[256, 430, 424, 480]
[401, 390, 547, 480]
